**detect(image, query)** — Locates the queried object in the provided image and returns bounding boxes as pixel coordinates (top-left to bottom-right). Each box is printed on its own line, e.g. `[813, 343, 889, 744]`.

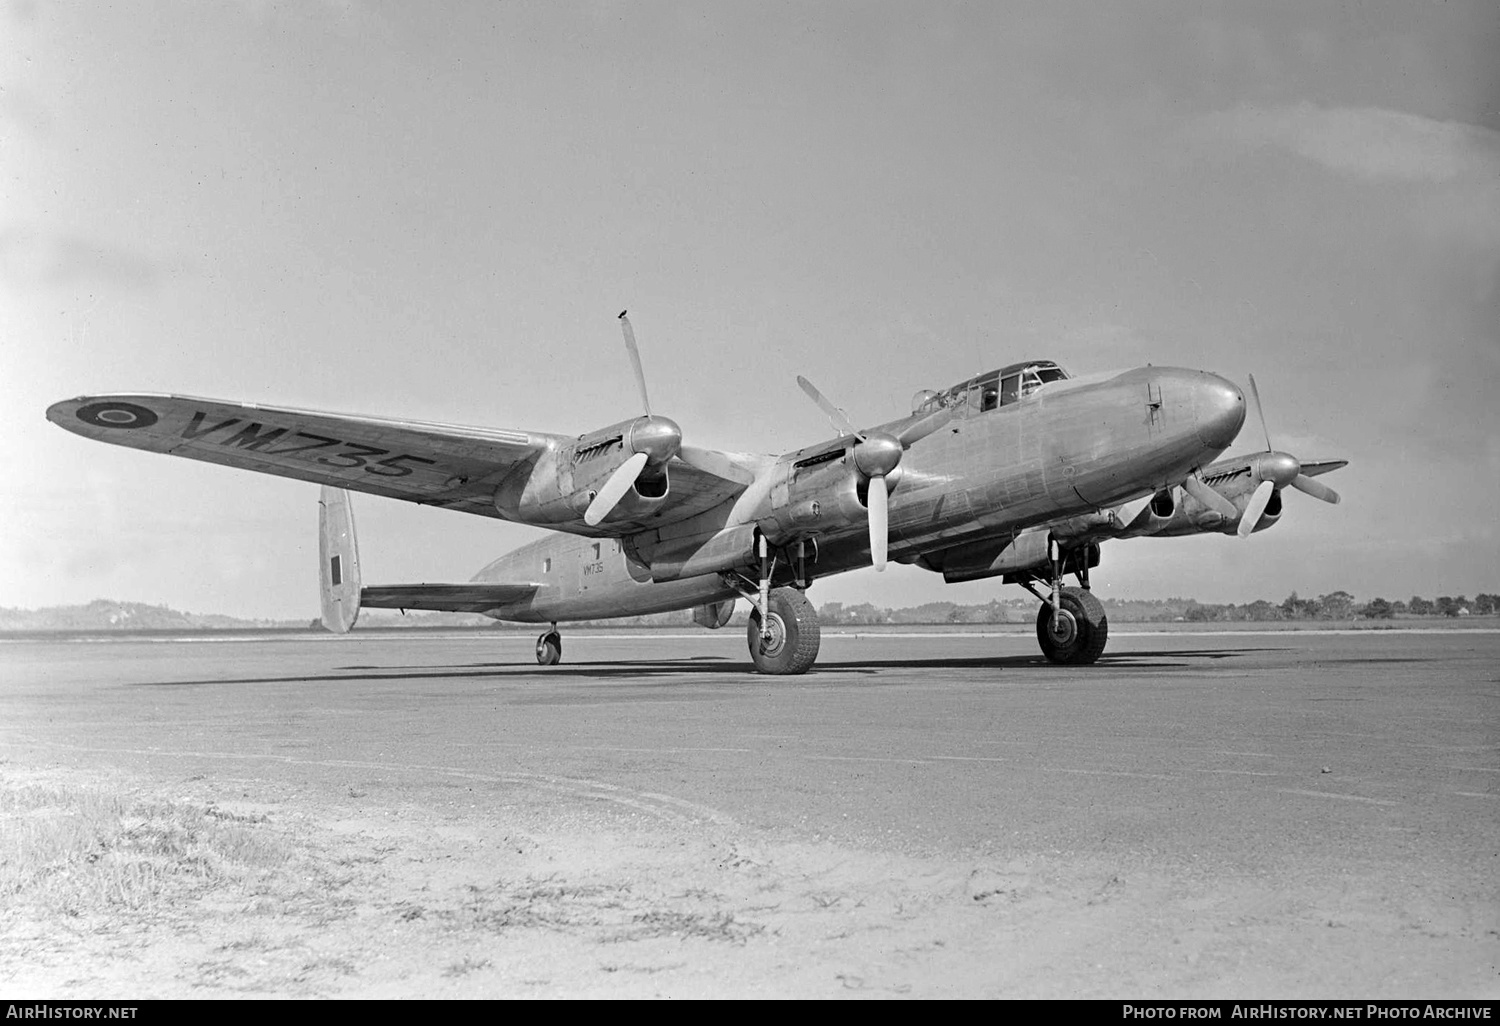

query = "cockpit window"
[1000, 374, 1020, 405]
[1021, 364, 1067, 396]
[921, 360, 1070, 415]
[978, 373, 1000, 412]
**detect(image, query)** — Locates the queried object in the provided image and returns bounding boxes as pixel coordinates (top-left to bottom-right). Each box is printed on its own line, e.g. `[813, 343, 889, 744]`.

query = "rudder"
[318, 486, 362, 633]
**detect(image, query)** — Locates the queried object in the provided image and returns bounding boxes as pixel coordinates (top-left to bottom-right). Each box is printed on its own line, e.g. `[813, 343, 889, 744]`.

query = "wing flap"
[47, 394, 560, 517]
[360, 583, 540, 613]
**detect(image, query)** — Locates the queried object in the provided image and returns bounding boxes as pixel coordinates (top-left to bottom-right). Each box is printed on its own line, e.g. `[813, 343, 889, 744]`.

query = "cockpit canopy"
[912, 360, 1071, 415]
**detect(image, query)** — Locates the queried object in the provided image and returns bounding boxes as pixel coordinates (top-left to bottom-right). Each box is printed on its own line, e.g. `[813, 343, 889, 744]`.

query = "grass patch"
[0, 781, 290, 916]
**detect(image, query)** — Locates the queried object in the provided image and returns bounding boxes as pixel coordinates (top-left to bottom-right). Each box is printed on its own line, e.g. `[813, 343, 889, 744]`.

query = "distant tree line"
[816, 591, 1498, 625]
[1175, 591, 1497, 622]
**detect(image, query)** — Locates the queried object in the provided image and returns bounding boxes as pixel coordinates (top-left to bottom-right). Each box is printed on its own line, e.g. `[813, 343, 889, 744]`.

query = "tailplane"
[319, 486, 362, 632]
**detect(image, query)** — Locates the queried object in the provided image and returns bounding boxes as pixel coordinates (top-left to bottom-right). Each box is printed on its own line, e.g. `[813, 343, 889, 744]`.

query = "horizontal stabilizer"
[359, 583, 540, 613]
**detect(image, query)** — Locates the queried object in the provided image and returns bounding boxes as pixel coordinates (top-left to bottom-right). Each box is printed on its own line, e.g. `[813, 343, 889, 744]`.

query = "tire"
[1035, 587, 1108, 665]
[747, 588, 821, 675]
[536, 631, 562, 666]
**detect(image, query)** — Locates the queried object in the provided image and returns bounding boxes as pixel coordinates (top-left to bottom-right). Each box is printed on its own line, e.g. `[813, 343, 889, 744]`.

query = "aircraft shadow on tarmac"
[124, 648, 1267, 688]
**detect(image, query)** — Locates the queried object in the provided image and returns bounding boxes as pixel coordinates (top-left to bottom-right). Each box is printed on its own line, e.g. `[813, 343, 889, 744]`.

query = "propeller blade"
[894, 406, 952, 447]
[1183, 473, 1239, 520]
[677, 444, 756, 486]
[618, 311, 651, 416]
[1248, 373, 1272, 452]
[867, 473, 889, 571]
[796, 375, 864, 440]
[1237, 480, 1276, 538]
[1291, 474, 1341, 504]
[1114, 494, 1153, 529]
[583, 451, 648, 526]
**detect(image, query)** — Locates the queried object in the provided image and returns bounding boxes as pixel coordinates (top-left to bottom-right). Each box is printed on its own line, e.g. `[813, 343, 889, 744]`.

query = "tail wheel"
[536, 631, 562, 666]
[747, 587, 821, 675]
[1035, 587, 1108, 665]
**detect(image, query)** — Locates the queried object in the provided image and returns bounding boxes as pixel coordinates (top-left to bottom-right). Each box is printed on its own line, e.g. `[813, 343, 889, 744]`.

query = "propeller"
[618, 311, 652, 416]
[583, 313, 678, 526]
[1236, 480, 1275, 538]
[795, 375, 928, 572]
[1235, 373, 1341, 536]
[1112, 492, 1155, 530]
[584, 312, 761, 525]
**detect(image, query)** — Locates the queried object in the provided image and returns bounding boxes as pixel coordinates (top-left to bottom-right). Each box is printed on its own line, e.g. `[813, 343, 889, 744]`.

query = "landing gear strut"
[1020, 538, 1108, 665]
[732, 534, 821, 674]
[535, 624, 562, 666]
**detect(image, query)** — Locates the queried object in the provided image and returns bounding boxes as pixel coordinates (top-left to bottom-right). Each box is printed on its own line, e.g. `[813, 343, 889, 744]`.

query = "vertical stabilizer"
[318, 486, 362, 633]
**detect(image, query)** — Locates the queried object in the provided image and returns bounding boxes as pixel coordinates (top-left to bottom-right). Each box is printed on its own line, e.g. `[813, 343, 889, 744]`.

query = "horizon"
[7, 586, 1494, 623]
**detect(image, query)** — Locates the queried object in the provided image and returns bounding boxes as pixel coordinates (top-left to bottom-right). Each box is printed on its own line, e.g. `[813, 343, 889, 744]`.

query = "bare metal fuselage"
[472, 366, 1244, 623]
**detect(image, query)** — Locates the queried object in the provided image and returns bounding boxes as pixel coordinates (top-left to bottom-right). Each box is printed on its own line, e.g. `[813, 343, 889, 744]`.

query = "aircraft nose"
[1195, 373, 1246, 451]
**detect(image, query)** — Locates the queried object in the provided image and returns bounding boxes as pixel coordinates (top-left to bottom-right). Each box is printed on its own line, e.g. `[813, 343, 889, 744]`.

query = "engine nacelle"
[495, 415, 678, 527]
[1116, 488, 1177, 537]
[1154, 481, 1282, 537]
[765, 448, 885, 541]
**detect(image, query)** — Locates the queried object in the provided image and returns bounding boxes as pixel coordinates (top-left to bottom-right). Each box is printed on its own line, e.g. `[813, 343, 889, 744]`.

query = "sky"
[2, 0, 1497, 619]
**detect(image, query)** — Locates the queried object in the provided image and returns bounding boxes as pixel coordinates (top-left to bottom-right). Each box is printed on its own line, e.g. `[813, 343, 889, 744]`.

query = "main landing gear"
[1034, 587, 1107, 664]
[535, 624, 562, 666]
[1018, 537, 1108, 665]
[747, 588, 821, 675]
[733, 535, 821, 674]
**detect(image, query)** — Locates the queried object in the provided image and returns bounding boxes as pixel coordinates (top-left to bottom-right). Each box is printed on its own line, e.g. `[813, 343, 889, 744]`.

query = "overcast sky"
[3, 1, 1497, 618]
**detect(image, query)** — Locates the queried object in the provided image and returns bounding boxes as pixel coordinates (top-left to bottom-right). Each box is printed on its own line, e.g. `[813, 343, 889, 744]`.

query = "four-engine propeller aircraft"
[47, 313, 1343, 673]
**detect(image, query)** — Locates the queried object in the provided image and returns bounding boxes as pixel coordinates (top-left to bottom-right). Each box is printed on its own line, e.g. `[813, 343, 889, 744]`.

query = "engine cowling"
[495, 415, 681, 527]
[764, 447, 889, 542]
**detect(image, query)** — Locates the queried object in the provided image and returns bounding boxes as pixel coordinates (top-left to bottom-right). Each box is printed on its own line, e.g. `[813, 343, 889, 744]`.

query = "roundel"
[75, 401, 159, 430]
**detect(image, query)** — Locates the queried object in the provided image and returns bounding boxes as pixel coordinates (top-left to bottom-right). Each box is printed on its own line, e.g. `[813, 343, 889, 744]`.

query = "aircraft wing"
[50, 394, 759, 532]
[48, 393, 559, 519]
[360, 583, 540, 613]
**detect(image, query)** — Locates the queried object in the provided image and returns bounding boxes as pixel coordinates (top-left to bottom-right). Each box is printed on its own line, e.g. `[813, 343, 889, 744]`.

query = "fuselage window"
[543, 557, 552, 573]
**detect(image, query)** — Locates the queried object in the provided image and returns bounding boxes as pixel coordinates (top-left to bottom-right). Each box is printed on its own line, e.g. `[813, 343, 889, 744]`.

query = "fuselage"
[470, 364, 1245, 623]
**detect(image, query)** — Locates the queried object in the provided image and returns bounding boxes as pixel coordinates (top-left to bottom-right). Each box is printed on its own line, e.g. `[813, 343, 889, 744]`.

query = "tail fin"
[318, 486, 362, 633]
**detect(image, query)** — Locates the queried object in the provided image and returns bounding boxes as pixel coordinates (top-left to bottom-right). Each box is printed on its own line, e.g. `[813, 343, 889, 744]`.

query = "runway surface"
[3, 628, 1497, 997]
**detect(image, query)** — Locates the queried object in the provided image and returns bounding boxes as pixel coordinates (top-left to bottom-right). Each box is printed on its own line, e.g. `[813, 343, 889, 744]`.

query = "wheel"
[535, 631, 562, 666]
[746, 587, 821, 675]
[1035, 586, 1108, 665]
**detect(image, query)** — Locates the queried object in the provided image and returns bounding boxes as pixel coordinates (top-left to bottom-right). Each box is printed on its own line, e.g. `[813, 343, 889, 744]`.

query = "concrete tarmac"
[3, 627, 1497, 997]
